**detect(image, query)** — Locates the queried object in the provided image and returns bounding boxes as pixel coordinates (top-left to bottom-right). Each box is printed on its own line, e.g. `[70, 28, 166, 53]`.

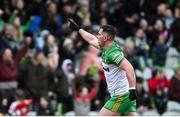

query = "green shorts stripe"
[112, 94, 123, 112]
[104, 92, 136, 115]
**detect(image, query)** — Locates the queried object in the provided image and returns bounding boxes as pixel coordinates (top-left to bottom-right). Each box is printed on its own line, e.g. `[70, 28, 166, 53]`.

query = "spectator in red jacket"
[148, 69, 170, 115]
[8, 89, 33, 116]
[148, 69, 170, 96]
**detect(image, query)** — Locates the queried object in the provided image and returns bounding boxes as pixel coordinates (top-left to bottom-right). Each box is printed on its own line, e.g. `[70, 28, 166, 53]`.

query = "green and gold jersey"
[100, 42, 129, 96]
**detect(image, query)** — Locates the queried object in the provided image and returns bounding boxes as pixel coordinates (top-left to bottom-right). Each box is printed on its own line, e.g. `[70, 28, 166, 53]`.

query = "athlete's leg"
[98, 107, 121, 116]
[127, 111, 137, 116]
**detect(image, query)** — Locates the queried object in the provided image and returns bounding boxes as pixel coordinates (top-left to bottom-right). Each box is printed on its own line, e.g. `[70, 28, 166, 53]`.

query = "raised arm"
[15, 37, 32, 63]
[67, 18, 99, 49]
[79, 29, 99, 49]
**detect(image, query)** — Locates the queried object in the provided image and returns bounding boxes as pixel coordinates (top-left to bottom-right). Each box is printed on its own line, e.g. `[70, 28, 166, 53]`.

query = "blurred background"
[0, 0, 180, 116]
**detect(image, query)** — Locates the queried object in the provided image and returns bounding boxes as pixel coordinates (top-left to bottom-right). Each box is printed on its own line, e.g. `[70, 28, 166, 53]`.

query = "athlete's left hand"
[66, 18, 80, 31]
[129, 89, 137, 101]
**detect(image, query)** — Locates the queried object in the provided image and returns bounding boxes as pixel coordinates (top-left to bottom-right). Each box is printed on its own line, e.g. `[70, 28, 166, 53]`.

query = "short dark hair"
[15, 89, 25, 100]
[100, 25, 117, 40]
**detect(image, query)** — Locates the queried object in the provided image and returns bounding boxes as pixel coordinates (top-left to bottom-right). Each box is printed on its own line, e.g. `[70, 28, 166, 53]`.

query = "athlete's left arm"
[119, 58, 136, 89]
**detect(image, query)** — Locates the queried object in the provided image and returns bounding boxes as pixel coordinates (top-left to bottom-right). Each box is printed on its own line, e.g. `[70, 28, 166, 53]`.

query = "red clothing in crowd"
[74, 83, 97, 101]
[8, 99, 33, 116]
[148, 75, 170, 95]
[73, 82, 98, 116]
[0, 45, 28, 82]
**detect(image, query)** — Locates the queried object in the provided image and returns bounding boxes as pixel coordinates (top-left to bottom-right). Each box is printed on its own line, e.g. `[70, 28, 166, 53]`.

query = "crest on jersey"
[103, 66, 110, 72]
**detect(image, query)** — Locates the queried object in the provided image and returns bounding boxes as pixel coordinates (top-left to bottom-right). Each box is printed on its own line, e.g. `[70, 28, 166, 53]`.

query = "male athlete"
[67, 18, 137, 116]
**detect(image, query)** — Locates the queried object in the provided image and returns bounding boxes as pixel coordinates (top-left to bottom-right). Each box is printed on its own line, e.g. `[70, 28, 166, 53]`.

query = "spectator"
[148, 19, 169, 49]
[0, 97, 9, 115]
[139, 19, 149, 32]
[11, 15, 23, 43]
[61, 59, 76, 95]
[8, 89, 33, 116]
[77, 0, 90, 22]
[9, 10, 32, 43]
[41, 1, 63, 36]
[47, 91, 57, 114]
[0, 23, 19, 54]
[43, 34, 56, 56]
[57, 59, 76, 113]
[73, 80, 98, 116]
[37, 96, 54, 116]
[61, 2, 76, 21]
[152, 33, 169, 68]
[154, 86, 168, 115]
[148, 69, 170, 96]
[20, 50, 50, 103]
[123, 40, 139, 69]
[171, 18, 180, 52]
[126, 28, 149, 56]
[0, 46, 27, 89]
[148, 69, 170, 115]
[157, 3, 168, 18]
[10, 0, 29, 24]
[169, 64, 180, 103]
[125, 28, 150, 70]
[0, 36, 30, 108]
[59, 38, 75, 64]
[43, 34, 59, 71]
[47, 65, 71, 114]
[35, 30, 50, 50]
[136, 78, 151, 115]
[163, 9, 175, 29]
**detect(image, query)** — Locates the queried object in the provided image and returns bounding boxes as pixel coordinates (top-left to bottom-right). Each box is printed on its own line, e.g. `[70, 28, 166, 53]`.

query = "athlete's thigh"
[99, 107, 121, 116]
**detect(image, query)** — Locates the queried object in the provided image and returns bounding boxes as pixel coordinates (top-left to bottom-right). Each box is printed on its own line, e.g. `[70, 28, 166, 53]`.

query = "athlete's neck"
[104, 41, 113, 51]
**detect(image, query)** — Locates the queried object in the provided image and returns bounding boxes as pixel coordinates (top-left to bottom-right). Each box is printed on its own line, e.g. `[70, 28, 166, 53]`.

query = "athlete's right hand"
[66, 18, 80, 31]
[129, 89, 137, 101]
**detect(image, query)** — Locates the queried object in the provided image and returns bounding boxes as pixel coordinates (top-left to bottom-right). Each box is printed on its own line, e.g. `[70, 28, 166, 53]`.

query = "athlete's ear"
[105, 35, 111, 41]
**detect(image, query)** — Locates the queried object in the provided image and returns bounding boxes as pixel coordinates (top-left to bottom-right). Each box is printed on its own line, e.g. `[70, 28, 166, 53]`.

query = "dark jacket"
[21, 60, 50, 100]
[169, 76, 180, 103]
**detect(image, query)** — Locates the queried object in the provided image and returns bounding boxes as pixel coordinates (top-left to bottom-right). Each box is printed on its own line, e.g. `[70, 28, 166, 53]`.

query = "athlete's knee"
[128, 112, 137, 116]
[98, 108, 105, 116]
[98, 107, 121, 116]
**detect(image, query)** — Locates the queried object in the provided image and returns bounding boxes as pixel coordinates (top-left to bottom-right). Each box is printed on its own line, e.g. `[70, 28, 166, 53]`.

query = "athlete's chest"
[101, 60, 119, 73]
[101, 51, 110, 64]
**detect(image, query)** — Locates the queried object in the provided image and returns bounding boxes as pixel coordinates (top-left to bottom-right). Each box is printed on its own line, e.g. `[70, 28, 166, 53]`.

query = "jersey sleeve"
[110, 50, 125, 66]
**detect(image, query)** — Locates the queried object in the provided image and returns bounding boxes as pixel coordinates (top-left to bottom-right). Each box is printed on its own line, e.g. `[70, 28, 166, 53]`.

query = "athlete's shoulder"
[107, 42, 125, 65]
[108, 42, 123, 55]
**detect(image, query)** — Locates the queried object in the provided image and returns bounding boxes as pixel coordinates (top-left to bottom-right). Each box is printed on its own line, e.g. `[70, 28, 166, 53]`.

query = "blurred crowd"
[0, 0, 180, 116]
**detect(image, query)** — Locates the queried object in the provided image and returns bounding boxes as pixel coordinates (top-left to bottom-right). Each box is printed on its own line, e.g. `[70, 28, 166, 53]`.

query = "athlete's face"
[97, 29, 109, 46]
